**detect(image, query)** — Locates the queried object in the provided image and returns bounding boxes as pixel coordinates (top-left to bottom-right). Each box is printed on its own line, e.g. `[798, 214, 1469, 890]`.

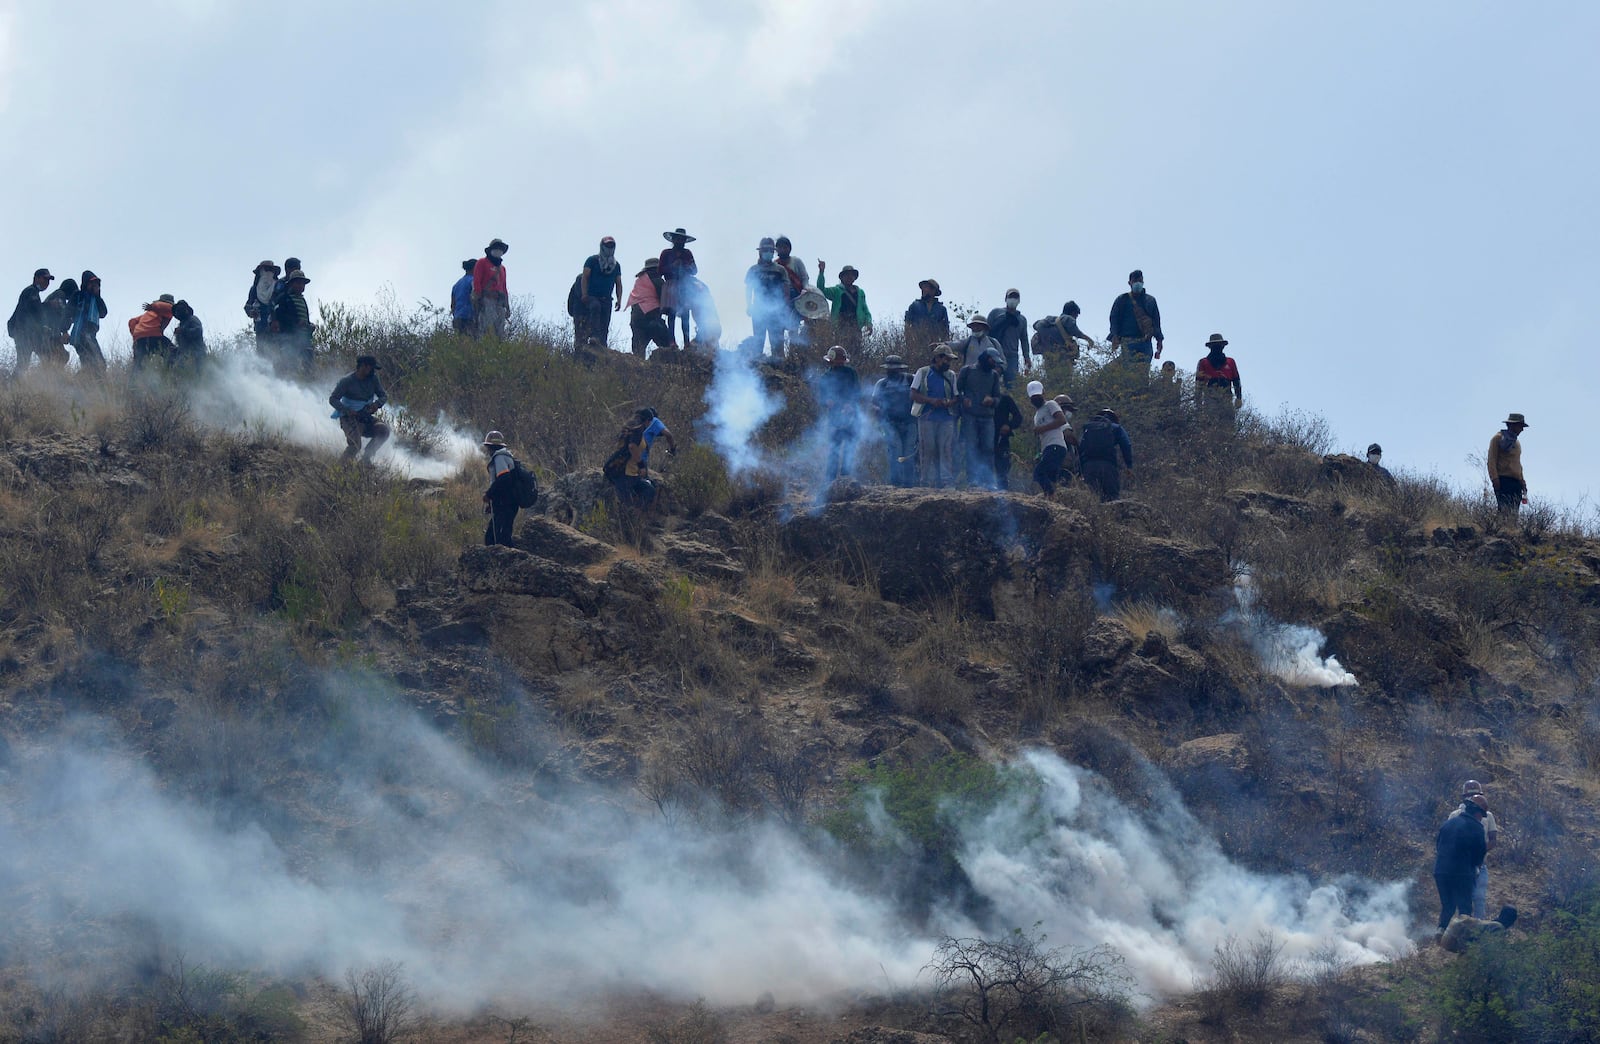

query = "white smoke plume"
[0, 695, 1412, 1013]
[185, 351, 477, 480]
[1228, 568, 1359, 687]
[701, 347, 780, 475]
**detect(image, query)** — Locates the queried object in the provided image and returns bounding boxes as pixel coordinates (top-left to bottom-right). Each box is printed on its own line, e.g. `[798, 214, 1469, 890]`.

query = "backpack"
[510, 460, 539, 508]
[566, 274, 584, 318]
[1078, 419, 1118, 463]
[602, 435, 634, 480]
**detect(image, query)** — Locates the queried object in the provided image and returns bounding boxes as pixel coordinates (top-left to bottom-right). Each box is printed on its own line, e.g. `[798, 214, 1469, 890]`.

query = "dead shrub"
[1197, 930, 1289, 1022]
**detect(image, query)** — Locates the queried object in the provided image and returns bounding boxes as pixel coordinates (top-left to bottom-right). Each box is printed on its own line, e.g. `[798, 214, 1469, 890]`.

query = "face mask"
[1006, 298, 1019, 309]
[1131, 282, 1144, 293]
[600, 245, 615, 258]
[1208, 348, 1226, 363]
[1367, 453, 1381, 465]
[490, 249, 505, 260]
[759, 250, 774, 261]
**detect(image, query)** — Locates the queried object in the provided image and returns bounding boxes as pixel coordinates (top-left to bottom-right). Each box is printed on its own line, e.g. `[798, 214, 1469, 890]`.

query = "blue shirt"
[451, 274, 475, 321]
[640, 417, 666, 463]
[583, 255, 622, 300]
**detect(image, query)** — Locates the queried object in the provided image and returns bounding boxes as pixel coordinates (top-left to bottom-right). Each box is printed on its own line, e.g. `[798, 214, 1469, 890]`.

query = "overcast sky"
[2, 1, 1594, 507]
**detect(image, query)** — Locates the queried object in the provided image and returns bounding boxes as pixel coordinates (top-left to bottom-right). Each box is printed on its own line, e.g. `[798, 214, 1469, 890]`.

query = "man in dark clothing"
[626, 258, 671, 356]
[985, 289, 1030, 387]
[329, 354, 390, 462]
[871, 355, 917, 487]
[482, 431, 520, 545]
[1108, 269, 1164, 369]
[817, 346, 861, 482]
[451, 260, 476, 335]
[272, 269, 315, 375]
[40, 278, 78, 368]
[957, 348, 1004, 489]
[746, 237, 791, 357]
[70, 271, 109, 374]
[8, 269, 57, 374]
[1079, 408, 1134, 501]
[994, 389, 1025, 489]
[245, 260, 281, 350]
[904, 279, 951, 346]
[1031, 301, 1094, 377]
[171, 300, 207, 372]
[578, 236, 624, 347]
[1434, 799, 1489, 933]
[773, 236, 810, 347]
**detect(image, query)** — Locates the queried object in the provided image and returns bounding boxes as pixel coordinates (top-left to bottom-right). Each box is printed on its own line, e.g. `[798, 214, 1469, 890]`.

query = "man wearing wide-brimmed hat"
[905, 279, 951, 346]
[271, 269, 315, 375]
[871, 354, 918, 487]
[658, 228, 699, 347]
[481, 430, 520, 546]
[1195, 332, 1243, 416]
[329, 354, 390, 464]
[1488, 412, 1530, 517]
[815, 261, 872, 350]
[244, 260, 280, 347]
[473, 239, 511, 339]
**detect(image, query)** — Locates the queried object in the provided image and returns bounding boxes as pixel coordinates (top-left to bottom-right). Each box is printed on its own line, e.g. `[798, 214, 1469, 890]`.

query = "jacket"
[128, 300, 174, 340]
[8, 285, 48, 340]
[872, 372, 915, 423]
[910, 364, 959, 420]
[985, 307, 1030, 357]
[816, 272, 872, 328]
[450, 273, 475, 321]
[1434, 813, 1487, 877]
[904, 298, 950, 344]
[956, 363, 1003, 418]
[994, 394, 1025, 442]
[954, 333, 1001, 370]
[473, 257, 508, 300]
[1078, 418, 1133, 467]
[273, 292, 313, 340]
[329, 371, 389, 413]
[1487, 431, 1524, 485]
[174, 315, 206, 355]
[70, 289, 107, 344]
[1108, 290, 1163, 344]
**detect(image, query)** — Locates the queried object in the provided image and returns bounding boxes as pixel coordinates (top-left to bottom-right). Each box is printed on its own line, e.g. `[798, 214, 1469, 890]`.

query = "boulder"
[606, 558, 662, 601]
[1138, 537, 1230, 595]
[664, 538, 746, 584]
[457, 546, 604, 615]
[1082, 617, 1136, 670]
[1231, 488, 1319, 522]
[1167, 732, 1251, 777]
[516, 515, 614, 566]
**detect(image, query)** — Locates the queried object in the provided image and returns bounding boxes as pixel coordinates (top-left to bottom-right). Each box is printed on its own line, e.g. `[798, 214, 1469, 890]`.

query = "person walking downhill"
[1078, 408, 1133, 500]
[957, 348, 1005, 488]
[626, 258, 672, 356]
[871, 355, 918, 487]
[911, 345, 960, 488]
[904, 279, 951, 346]
[450, 260, 476, 335]
[1487, 412, 1530, 519]
[329, 354, 391, 463]
[1108, 269, 1163, 369]
[1028, 381, 1073, 495]
[985, 288, 1030, 386]
[578, 236, 624, 347]
[482, 431, 521, 545]
[473, 239, 511, 339]
[1434, 796, 1489, 936]
[815, 262, 872, 349]
[603, 410, 659, 508]
[1031, 301, 1093, 378]
[659, 228, 699, 347]
[40, 277, 78, 368]
[69, 271, 108, 375]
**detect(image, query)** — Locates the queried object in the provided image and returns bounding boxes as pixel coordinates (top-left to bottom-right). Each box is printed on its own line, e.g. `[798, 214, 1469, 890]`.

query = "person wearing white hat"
[1028, 380, 1072, 495]
[481, 430, 520, 546]
[953, 314, 1002, 371]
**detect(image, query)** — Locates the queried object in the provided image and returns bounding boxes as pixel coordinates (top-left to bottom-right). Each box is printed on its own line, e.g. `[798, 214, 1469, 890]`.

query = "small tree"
[924, 925, 1132, 1043]
[336, 961, 418, 1044]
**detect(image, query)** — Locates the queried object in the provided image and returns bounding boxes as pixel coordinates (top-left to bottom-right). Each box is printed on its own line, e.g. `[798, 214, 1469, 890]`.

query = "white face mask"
[1006, 298, 1019, 309]
[759, 250, 774, 261]
[1131, 282, 1144, 293]
[1367, 453, 1381, 465]
[490, 249, 506, 259]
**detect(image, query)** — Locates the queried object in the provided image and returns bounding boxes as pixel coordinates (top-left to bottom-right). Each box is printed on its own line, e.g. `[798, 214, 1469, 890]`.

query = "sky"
[2, 0, 1595, 507]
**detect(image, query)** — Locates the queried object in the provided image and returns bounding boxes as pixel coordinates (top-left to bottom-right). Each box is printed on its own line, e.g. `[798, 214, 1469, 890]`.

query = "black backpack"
[510, 460, 539, 507]
[566, 274, 584, 318]
[1078, 419, 1118, 463]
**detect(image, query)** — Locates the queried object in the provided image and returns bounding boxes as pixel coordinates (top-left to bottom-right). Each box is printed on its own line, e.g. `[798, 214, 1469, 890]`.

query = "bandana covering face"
[253, 271, 276, 306]
[598, 244, 617, 272]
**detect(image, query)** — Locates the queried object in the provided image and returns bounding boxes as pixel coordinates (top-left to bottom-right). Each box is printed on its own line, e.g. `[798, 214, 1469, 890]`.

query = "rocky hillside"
[0, 337, 1598, 1043]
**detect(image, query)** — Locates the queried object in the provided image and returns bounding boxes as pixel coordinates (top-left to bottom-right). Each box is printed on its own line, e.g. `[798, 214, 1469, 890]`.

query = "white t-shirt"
[1034, 401, 1067, 450]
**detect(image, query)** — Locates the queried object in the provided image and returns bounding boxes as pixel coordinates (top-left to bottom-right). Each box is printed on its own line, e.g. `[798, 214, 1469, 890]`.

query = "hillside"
[1, 321, 1598, 1044]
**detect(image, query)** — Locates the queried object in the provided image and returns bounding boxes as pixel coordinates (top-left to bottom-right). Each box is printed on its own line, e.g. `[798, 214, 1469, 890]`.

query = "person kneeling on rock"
[603, 410, 657, 508]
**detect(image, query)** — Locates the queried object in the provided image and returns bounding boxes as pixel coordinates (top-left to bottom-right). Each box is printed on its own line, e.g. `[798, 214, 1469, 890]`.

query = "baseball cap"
[1026, 380, 1044, 397]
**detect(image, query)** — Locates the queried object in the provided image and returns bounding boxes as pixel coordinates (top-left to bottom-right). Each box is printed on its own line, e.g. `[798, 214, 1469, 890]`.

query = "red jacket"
[128, 301, 173, 339]
[1196, 355, 1240, 385]
[473, 257, 507, 299]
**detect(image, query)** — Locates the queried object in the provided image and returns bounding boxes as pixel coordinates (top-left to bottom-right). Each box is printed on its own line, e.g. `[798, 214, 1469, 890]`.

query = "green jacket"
[816, 271, 872, 328]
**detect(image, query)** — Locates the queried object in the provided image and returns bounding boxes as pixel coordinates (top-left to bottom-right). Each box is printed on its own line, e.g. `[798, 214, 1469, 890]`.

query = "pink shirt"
[626, 273, 660, 311]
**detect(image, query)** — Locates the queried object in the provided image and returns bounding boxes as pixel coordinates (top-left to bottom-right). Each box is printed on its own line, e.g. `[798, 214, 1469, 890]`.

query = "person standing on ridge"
[905, 279, 951, 346]
[1487, 412, 1529, 518]
[578, 236, 624, 347]
[128, 294, 176, 370]
[985, 288, 1030, 386]
[773, 236, 809, 347]
[272, 269, 315, 374]
[473, 239, 511, 339]
[745, 237, 791, 357]
[244, 260, 280, 351]
[70, 271, 109, 375]
[911, 345, 960, 488]
[1031, 301, 1094, 377]
[329, 354, 390, 463]
[1195, 333, 1243, 418]
[8, 268, 57, 374]
[1434, 796, 1489, 935]
[481, 431, 522, 545]
[1448, 781, 1500, 920]
[658, 228, 698, 347]
[1078, 408, 1133, 500]
[957, 348, 1004, 488]
[816, 261, 872, 349]
[993, 385, 1025, 490]
[1028, 380, 1072, 495]
[1366, 443, 1395, 485]
[40, 277, 78, 368]
[626, 258, 671, 356]
[954, 314, 1001, 371]
[1108, 269, 1163, 369]
[450, 260, 476, 335]
[871, 355, 917, 487]
[171, 300, 207, 371]
[817, 346, 862, 482]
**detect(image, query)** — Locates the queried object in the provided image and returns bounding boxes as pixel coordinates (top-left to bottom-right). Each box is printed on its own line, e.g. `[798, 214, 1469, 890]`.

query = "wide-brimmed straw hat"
[482, 430, 507, 447]
[1205, 333, 1229, 348]
[663, 227, 697, 243]
[1505, 413, 1529, 427]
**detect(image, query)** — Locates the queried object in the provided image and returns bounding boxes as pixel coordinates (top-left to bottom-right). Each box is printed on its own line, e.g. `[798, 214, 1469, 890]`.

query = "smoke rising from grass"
[1228, 569, 1358, 687]
[702, 347, 780, 475]
[0, 693, 1410, 1013]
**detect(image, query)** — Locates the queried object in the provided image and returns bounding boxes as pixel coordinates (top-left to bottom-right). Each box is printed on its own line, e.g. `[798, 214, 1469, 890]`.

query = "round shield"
[794, 288, 829, 320]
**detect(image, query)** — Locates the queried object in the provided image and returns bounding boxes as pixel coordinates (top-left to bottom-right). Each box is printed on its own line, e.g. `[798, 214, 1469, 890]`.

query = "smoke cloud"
[701, 347, 780, 475]
[0, 692, 1411, 1014]
[1228, 569, 1359, 687]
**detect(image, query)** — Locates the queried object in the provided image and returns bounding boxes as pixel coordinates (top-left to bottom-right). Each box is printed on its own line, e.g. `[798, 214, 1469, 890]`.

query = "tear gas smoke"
[0, 695, 1410, 1012]
[702, 347, 780, 475]
[185, 352, 477, 480]
[1228, 568, 1359, 687]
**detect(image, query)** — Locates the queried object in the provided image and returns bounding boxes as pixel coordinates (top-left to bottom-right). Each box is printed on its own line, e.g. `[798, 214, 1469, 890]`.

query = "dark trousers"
[1082, 459, 1121, 500]
[995, 436, 1014, 487]
[452, 316, 474, 336]
[132, 336, 170, 370]
[630, 308, 672, 356]
[1496, 476, 1525, 515]
[752, 315, 786, 356]
[826, 424, 858, 482]
[611, 475, 656, 507]
[961, 416, 996, 488]
[576, 300, 613, 347]
[1435, 872, 1476, 931]
[484, 499, 519, 546]
[1034, 444, 1067, 493]
[883, 419, 917, 486]
[73, 330, 106, 375]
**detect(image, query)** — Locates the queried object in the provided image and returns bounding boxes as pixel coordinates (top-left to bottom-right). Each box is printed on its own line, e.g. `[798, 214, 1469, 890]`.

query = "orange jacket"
[128, 301, 173, 339]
